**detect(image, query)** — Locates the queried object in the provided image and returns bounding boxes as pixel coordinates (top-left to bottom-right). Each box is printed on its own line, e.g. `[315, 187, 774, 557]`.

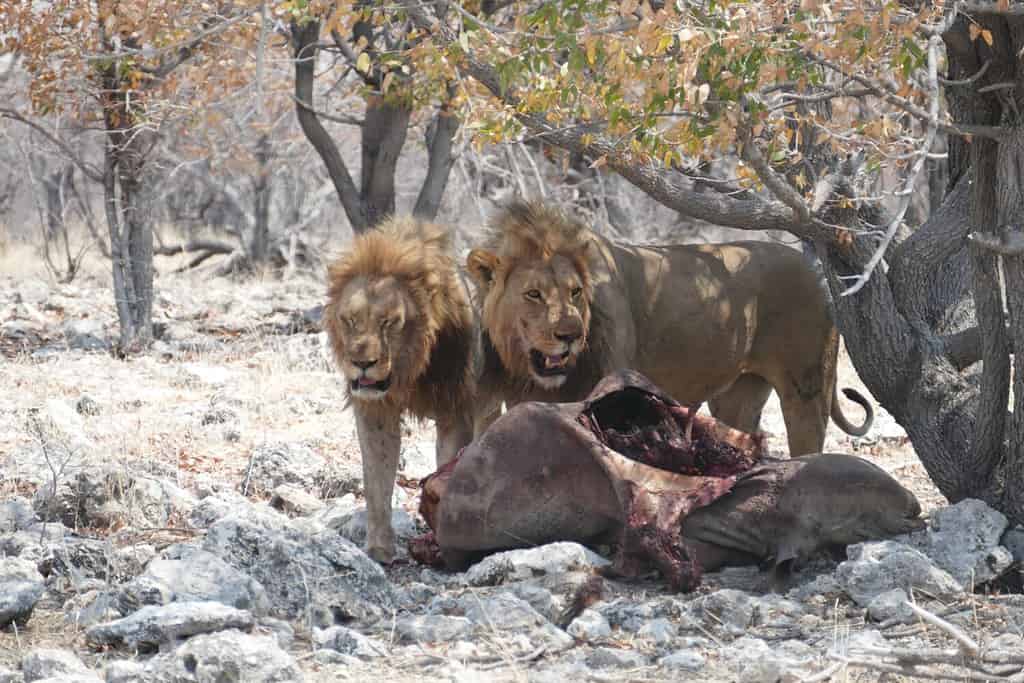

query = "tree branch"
[738, 121, 810, 224]
[403, 2, 834, 241]
[808, 55, 1006, 140]
[153, 239, 235, 257]
[291, 19, 367, 232]
[0, 109, 104, 182]
[413, 83, 460, 220]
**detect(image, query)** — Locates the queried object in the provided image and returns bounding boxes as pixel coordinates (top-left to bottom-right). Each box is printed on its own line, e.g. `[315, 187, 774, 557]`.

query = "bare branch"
[290, 94, 365, 126]
[939, 60, 991, 86]
[808, 55, 1006, 140]
[0, 109, 104, 182]
[904, 600, 980, 656]
[154, 240, 235, 257]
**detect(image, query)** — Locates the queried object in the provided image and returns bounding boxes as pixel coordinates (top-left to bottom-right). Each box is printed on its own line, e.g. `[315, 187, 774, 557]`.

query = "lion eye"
[571, 287, 583, 300]
[525, 290, 543, 302]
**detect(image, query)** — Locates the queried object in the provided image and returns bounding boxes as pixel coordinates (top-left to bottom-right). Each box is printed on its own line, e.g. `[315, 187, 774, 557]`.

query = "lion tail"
[831, 386, 874, 437]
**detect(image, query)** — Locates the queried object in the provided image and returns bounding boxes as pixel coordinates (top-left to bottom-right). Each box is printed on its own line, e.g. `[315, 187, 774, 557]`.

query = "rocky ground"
[2, 265, 1024, 683]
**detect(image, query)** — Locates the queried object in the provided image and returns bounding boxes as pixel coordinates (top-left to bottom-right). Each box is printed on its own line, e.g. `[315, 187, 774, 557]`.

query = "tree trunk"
[252, 133, 271, 264]
[102, 82, 155, 352]
[361, 95, 411, 227]
[413, 91, 460, 220]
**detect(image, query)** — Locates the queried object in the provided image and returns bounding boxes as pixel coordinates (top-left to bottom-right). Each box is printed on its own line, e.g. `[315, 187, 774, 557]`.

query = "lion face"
[469, 250, 591, 390]
[330, 275, 418, 402]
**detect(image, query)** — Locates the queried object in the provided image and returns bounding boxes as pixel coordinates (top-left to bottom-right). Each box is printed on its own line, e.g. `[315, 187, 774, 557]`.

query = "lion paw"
[366, 542, 396, 566]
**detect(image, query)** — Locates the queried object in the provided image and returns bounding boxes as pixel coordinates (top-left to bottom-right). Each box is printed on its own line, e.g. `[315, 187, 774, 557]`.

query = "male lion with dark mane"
[325, 217, 475, 564]
[467, 201, 872, 456]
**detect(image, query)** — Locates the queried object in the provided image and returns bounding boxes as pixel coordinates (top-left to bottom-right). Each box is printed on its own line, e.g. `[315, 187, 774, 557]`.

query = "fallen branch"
[153, 239, 235, 257]
[905, 600, 980, 655]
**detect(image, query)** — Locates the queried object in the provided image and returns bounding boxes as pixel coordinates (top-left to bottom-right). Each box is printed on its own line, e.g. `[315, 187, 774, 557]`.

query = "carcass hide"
[411, 370, 923, 592]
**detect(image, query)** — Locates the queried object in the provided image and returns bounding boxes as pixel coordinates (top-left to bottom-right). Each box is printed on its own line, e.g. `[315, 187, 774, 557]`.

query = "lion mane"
[324, 216, 475, 419]
[469, 201, 604, 390]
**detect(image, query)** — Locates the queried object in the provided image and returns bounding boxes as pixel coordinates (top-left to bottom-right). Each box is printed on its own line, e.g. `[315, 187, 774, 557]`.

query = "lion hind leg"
[355, 408, 402, 565]
[708, 374, 773, 434]
[777, 390, 828, 457]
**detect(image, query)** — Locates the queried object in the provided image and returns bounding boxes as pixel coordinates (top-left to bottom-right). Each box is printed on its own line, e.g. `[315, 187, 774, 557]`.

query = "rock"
[75, 395, 102, 417]
[143, 630, 301, 682]
[867, 588, 914, 623]
[269, 483, 324, 517]
[34, 467, 193, 530]
[200, 406, 237, 426]
[39, 537, 140, 588]
[0, 557, 44, 627]
[908, 499, 1012, 588]
[132, 547, 269, 614]
[202, 511, 393, 623]
[0, 668, 17, 683]
[396, 615, 473, 643]
[315, 460, 364, 499]
[464, 542, 611, 586]
[63, 319, 108, 352]
[636, 617, 677, 644]
[0, 496, 36, 532]
[85, 601, 255, 649]
[460, 592, 573, 653]
[189, 491, 254, 528]
[989, 632, 1024, 653]
[313, 626, 386, 658]
[508, 582, 557, 622]
[843, 628, 888, 652]
[836, 540, 964, 605]
[336, 506, 418, 547]
[243, 442, 328, 496]
[259, 617, 294, 650]
[752, 593, 806, 628]
[102, 660, 145, 683]
[659, 649, 706, 672]
[726, 636, 816, 683]
[697, 589, 754, 635]
[394, 582, 439, 611]
[21, 648, 93, 681]
[586, 647, 647, 669]
[567, 608, 611, 642]
[597, 596, 693, 632]
[1003, 527, 1024, 564]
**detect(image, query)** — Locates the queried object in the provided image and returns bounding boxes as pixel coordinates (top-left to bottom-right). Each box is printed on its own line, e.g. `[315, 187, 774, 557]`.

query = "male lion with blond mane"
[467, 201, 872, 456]
[325, 217, 475, 564]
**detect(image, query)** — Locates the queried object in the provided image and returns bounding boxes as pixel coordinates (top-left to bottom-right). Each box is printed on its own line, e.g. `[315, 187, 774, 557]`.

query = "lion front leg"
[355, 408, 402, 565]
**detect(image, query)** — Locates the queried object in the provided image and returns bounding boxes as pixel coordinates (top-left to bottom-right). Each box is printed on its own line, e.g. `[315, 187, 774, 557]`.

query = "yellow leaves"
[969, 23, 994, 47]
[356, 51, 371, 75]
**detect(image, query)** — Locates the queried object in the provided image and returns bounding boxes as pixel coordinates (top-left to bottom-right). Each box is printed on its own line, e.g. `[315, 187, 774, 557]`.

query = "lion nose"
[555, 332, 580, 345]
[352, 359, 377, 370]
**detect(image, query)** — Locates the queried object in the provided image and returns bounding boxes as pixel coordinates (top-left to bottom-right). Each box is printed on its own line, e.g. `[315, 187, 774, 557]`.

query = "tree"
[397, 0, 1024, 522]
[1, 1, 261, 350]
[281, 1, 462, 232]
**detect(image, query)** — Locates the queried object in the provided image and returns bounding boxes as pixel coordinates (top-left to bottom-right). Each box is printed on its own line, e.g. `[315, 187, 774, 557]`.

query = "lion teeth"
[545, 355, 567, 368]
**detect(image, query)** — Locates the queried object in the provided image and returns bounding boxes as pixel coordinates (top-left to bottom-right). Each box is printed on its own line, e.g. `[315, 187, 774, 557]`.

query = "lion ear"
[467, 249, 500, 289]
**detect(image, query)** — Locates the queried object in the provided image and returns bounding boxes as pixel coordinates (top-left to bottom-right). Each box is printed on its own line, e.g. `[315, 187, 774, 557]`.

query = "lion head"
[467, 201, 593, 390]
[325, 217, 469, 406]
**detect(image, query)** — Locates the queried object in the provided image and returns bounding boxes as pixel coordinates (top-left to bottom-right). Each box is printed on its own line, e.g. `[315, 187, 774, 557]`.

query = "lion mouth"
[530, 349, 572, 377]
[350, 375, 392, 395]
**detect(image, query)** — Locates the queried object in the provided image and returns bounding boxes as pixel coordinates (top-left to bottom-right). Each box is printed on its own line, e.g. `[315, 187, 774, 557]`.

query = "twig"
[835, 655, 1016, 681]
[967, 230, 1024, 256]
[904, 600, 980, 656]
[290, 94, 365, 126]
[477, 644, 547, 671]
[939, 60, 991, 86]
[800, 660, 845, 682]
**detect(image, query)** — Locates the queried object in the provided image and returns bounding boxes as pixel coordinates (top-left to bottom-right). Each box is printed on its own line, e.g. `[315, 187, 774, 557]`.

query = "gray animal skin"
[681, 453, 926, 590]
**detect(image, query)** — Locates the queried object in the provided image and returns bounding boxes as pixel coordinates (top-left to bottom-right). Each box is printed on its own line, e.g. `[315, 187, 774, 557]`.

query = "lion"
[324, 216, 476, 564]
[466, 201, 873, 457]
